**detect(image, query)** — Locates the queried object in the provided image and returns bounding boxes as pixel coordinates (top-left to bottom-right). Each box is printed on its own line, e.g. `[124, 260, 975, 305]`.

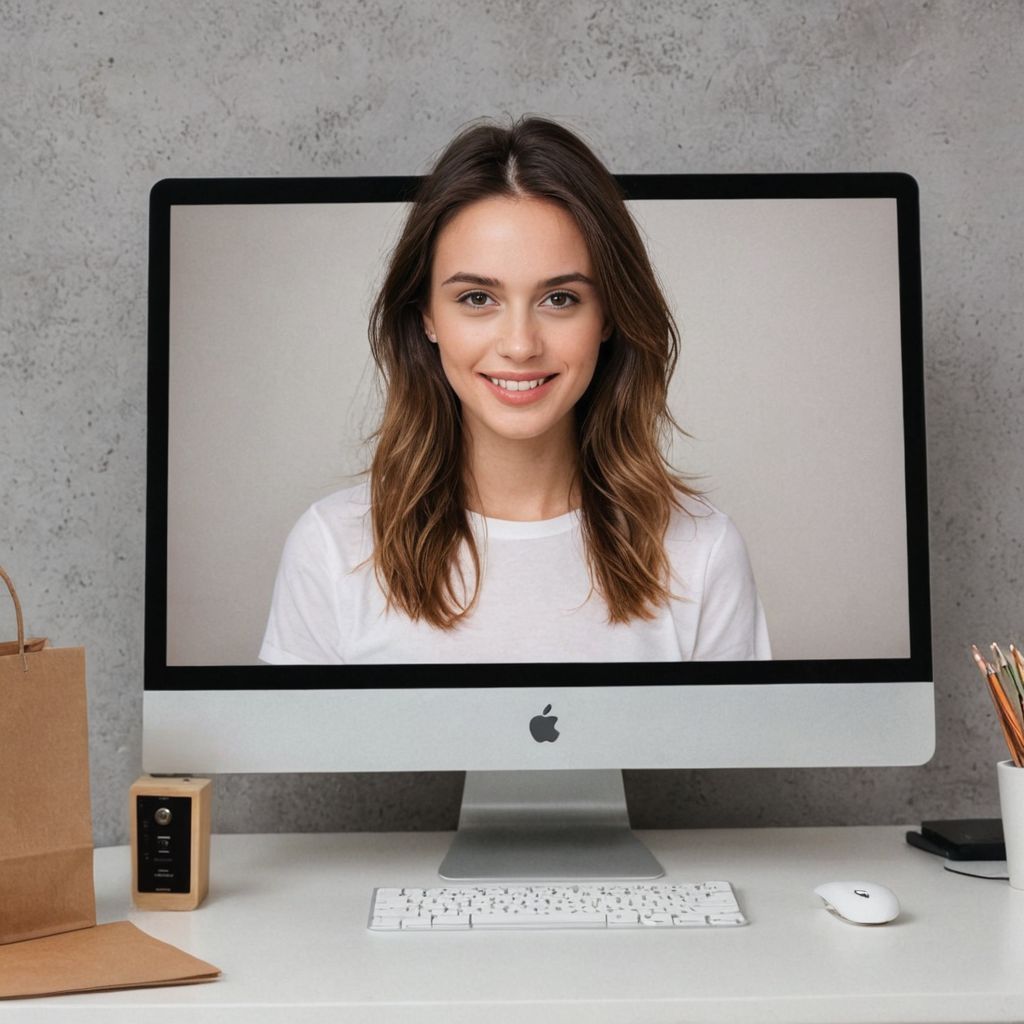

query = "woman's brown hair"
[367, 116, 697, 629]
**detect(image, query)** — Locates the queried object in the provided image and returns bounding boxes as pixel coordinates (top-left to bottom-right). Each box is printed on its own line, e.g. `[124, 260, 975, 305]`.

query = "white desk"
[8, 826, 1024, 1022]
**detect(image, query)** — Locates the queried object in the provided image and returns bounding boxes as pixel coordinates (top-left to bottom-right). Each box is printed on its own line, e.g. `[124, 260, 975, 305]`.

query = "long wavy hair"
[367, 116, 698, 629]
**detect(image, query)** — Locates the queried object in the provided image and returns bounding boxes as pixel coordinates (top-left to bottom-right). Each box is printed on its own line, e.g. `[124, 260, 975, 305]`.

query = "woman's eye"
[543, 291, 579, 308]
[460, 291, 494, 307]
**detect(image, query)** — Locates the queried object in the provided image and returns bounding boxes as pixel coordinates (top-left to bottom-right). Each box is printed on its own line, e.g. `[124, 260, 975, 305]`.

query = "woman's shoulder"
[284, 480, 373, 563]
[665, 489, 755, 576]
[305, 479, 372, 521]
[666, 489, 730, 541]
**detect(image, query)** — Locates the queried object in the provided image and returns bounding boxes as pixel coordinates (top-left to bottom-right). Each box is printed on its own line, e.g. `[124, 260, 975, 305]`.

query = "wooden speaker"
[130, 775, 212, 910]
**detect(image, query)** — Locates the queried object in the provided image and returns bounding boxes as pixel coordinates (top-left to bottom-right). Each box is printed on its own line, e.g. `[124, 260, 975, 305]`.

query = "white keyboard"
[368, 880, 747, 930]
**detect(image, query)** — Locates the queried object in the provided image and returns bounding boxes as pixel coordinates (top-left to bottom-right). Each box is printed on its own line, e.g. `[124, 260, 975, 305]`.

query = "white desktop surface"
[7, 826, 1024, 1023]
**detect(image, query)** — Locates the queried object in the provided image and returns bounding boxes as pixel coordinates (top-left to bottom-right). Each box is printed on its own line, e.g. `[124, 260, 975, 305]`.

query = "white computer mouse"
[813, 880, 900, 925]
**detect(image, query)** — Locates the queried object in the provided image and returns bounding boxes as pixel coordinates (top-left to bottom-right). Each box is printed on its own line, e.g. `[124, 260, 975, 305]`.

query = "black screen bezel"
[145, 173, 930, 691]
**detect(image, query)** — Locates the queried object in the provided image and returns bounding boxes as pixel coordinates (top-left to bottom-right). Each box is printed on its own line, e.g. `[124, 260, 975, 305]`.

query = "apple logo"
[529, 704, 559, 743]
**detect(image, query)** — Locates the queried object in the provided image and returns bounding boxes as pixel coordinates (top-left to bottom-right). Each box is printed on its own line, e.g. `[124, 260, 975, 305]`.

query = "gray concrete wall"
[2, 0, 1021, 846]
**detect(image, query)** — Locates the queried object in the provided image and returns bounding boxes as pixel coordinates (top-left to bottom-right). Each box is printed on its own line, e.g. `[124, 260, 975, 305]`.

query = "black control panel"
[136, 794, 192, 894]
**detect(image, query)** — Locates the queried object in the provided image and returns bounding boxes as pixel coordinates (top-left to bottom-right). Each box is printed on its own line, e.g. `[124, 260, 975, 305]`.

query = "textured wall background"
[2, 1, 1022, 846]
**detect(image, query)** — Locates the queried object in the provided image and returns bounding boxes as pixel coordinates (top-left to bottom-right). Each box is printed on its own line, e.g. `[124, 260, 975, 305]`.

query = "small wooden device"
[130, 775, 212, 910]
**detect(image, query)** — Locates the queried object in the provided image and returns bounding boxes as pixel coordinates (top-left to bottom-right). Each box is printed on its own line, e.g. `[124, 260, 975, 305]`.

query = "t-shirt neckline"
[467, 508, 580, 540]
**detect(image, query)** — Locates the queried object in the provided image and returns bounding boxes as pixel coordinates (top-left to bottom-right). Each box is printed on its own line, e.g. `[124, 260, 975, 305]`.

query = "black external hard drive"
[905, 818, 1005, 861]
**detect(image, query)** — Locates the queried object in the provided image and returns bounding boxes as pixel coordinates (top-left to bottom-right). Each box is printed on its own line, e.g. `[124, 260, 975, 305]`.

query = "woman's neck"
[463, 424, 579, 522]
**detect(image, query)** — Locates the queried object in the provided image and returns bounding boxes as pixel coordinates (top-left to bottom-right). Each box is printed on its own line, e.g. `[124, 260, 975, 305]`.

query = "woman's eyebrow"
[440, 272, 501, 288]
[542, 273, 596, 288]
[440, 271, 596, 289]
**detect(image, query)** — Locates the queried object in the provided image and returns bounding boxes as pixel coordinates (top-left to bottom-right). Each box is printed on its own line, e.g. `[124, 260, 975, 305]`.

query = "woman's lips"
[479, 373, 557, 405]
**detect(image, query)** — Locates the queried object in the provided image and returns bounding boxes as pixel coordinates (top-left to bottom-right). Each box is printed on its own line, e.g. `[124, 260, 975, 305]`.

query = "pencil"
[990, 642, 1024, 728]
[988, 656, 1024, 737]
[1011, 644, 1024, 694]
[1008, 644, 1024, 725]
[971, 645, 992, 683]
[991, 642, 1024, 701]
[971, 646, 1024, 763]
[985, 660, 1024, 767]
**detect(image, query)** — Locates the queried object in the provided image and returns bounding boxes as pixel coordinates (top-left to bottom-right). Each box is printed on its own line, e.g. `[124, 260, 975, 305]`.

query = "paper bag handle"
[0, 565, 28, 671]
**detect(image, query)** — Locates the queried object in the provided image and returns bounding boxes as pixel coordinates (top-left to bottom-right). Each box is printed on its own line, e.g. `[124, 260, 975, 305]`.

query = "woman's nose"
[495, 310, 543, 362]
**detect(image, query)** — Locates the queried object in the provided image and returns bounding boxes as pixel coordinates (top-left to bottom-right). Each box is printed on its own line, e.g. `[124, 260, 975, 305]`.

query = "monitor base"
[438, 769, 664, 881]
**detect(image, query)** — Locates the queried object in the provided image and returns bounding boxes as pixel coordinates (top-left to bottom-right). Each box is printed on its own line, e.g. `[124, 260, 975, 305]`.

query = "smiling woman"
[259, 117, 771, 665]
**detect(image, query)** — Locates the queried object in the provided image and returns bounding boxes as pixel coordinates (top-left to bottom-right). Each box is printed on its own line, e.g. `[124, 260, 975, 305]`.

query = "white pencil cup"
[997, 760, 1024, 889]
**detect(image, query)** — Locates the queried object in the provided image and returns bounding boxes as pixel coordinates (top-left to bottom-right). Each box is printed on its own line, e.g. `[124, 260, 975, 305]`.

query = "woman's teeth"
[487, 376, 551, 391]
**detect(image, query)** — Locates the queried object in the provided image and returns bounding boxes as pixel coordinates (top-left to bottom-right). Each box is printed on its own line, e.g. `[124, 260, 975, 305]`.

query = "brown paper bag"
[0, 565, 96, 944]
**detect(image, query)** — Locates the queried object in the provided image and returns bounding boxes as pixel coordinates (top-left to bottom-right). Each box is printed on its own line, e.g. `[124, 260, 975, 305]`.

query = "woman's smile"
[479, 372, 558, 403]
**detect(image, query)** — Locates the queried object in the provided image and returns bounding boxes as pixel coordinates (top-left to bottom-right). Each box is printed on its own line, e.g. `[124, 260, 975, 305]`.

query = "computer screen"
[144, 174, 933, 877]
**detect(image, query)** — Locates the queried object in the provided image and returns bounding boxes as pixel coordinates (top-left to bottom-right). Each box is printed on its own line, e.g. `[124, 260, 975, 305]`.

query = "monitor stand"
[438, 769, 665, 881]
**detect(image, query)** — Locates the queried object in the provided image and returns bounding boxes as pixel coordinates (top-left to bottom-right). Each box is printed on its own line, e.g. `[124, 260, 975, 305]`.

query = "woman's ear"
[422, 311, 437, 343]
[601, 320, 614, 343]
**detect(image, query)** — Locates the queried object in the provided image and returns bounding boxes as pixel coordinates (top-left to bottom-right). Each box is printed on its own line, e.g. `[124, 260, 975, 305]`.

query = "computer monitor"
[144, 173, 933, 880]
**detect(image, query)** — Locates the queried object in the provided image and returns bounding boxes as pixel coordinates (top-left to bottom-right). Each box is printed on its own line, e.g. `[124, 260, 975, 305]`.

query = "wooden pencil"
[971, 645, 1024, 764]
[1009, 643, 1024, 724]
[971, 645, 992, 685]
[1010, 644, 1024, 692]
[992, 642, 1024, 700]
[985, 660, 1024, 766]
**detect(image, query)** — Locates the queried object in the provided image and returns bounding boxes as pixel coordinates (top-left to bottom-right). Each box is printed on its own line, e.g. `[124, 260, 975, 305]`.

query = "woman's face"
[422, 195, 610, 451]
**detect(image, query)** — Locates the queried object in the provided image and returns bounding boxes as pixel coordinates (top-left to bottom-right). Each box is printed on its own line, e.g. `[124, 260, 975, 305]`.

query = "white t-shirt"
[260, 482, 771, 665]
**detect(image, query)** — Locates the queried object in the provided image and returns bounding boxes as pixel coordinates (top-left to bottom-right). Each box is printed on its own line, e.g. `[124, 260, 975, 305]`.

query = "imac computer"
[144, 173, 933, 880]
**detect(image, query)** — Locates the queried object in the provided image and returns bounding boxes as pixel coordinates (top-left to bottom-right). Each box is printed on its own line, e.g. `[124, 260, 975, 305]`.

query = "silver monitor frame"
[144, 174, 933, 878]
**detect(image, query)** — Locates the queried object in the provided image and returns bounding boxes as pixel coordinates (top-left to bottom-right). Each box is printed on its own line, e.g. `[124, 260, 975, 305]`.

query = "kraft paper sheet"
[0, 921, 221, 1000]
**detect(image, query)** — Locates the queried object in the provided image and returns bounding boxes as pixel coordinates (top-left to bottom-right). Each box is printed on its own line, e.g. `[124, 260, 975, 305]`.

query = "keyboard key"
[639, 912, 674, 927]
[607, 910, 640, 926]
[708, 912, 747, 926]
[400, 917, 434, 930]
[431, 914, 471, 929]
[672, 910, 710, 926]
[471, 911, 607, 928]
